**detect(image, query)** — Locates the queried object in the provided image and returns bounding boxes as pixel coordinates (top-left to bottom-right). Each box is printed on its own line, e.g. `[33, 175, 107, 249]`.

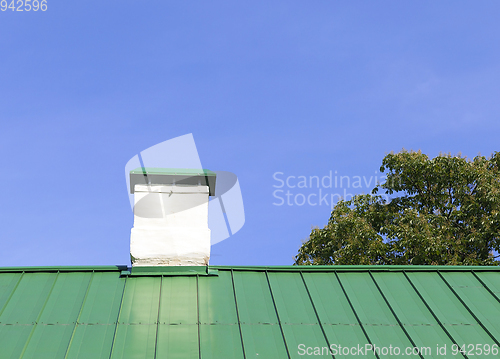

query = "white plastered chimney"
[129, 168, 216, 266]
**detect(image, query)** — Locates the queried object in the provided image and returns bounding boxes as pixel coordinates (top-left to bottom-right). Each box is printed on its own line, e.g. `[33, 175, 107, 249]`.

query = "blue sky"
[1, 1, 499, 267]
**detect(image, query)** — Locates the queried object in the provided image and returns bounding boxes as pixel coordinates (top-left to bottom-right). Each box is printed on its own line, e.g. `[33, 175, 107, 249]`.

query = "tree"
[295, 150, 500, 266]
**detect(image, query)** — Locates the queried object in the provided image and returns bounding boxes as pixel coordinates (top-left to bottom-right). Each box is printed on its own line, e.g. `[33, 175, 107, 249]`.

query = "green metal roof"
[1, 266, 500, 358]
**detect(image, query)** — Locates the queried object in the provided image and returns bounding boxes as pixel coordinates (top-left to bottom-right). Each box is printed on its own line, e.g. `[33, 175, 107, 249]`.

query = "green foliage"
[295, 151, 500, 266]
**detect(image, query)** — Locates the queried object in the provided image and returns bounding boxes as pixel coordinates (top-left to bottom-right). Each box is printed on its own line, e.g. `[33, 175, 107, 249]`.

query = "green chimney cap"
[129, 167, 216, 195]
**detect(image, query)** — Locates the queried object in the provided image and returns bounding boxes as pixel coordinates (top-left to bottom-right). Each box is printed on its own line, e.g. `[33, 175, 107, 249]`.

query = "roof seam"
[403, 272, 467, 359]
[63, 270, 95, 359]
[230, 269, 247, 359]
[108, 273, 127, 359]
[438, 271, 500, 348]
[153, 276, 163, 359]
[299, 271, 334, 359]
[0, 271, 24, 321]
[471, 271, 500, 305]
[19, 271, 60, 359]
[335, 271, 380, 359]
[265, 270, 291, 359]
[368, 271, 424, 359]
[196, 275, 201, 359]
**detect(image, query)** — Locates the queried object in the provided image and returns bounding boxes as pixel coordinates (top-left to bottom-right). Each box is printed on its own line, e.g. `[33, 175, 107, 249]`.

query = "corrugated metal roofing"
[0, 265, 499, 358]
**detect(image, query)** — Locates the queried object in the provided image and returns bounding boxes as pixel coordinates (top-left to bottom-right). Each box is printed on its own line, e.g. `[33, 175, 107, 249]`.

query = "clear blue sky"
[1, 1, 499, 267]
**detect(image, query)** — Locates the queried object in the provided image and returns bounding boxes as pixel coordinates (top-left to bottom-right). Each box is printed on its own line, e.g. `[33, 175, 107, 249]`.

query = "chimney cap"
[130, 167, 216, 196]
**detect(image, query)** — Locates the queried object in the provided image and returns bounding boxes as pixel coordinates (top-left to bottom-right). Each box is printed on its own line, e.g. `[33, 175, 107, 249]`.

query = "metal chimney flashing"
[121, 266, 219, 277]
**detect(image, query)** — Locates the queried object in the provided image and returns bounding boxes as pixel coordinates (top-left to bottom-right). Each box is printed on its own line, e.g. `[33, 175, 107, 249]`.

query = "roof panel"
[281, 324, 330, 359]
[337, 272, 422, 355]
[302, 272, 357, 324]
[233, 270, 278, 324]
[66, 324, 117, 359]
[159, 276, 198, 325]
[321, 325, 376, 358]
[199, 324, 244, 359]
[0, 325, 33, 359]
[371, 272, 435, 325]
[0, 272, 57, 324]
[337, 272, 397, 325]
[21, 324, 74, 359]
[110, 324, 157, 359]
[198, 271, 238, 324]
[268, 272, 318, 324]
[0, 272, 22, 314]
[119, 277, 160, 324]
[406, 325, 458, 356]
[361, 325, 420, 358]
[407, 272, 497, 347]
[38, 272, 92, 324]
[78, 272, 125, 324]
[407, 272, 474, 324]
[156, 324, 199, 359]
[443, 326, 497, 352]
[441, 272, 500, 341]
[371, 272, 457, 353]
[476, 271, 500, 301]
[240, 324, 288, 358]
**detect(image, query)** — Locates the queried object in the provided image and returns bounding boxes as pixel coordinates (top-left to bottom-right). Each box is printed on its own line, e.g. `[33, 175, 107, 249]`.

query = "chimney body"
[129, 168, 216, 266]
